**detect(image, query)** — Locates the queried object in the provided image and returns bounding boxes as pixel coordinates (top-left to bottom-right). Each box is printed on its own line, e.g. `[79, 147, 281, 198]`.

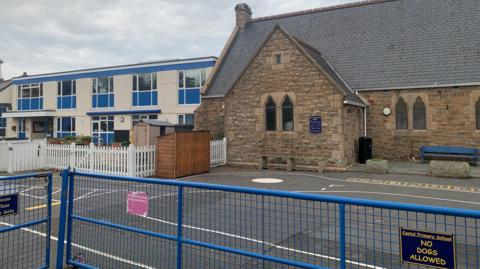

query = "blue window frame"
[92, 77, 114, 108]
[56, 117, 76, 138]
[178, 69, 206, 105]
[17, 84, 43, 110]
[92, 116, 114, 144]
[0, 106, 6, 136]
[132, 73, 157, 106]
[57, 80, 76, 109]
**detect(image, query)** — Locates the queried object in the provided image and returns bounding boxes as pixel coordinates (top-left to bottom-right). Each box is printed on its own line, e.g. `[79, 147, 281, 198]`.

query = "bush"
[80, 136, 92, 143]
[64, 136, 77, 141]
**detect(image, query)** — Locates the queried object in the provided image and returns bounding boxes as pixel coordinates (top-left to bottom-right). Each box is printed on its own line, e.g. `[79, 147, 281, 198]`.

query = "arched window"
[476, 99, 480, 130]
[265, 96, 276, 131]
[396, 98, 408, 130]
[282, 96, 294, 131]
[413, 97, 426, 130]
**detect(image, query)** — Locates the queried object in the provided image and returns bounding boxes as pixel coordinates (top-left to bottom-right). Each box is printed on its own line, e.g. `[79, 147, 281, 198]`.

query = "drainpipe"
[363, 106, 367, 137]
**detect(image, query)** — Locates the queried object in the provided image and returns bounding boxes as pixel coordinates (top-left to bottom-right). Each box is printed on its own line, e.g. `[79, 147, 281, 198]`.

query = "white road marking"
[141, 215, 384, 269]
[19, 186, 39, 193]
[321, 188, 327, 191]
[0, 221, 155, 269]
[74, 190, 98, 201]
[19, 192, 60, 202]
[297, 190, 480, 205]
[41, 189, 61, 199]
[328, 184, 344, 188]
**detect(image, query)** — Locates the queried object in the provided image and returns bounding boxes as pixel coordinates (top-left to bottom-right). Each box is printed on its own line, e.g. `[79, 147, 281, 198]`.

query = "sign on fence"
[127, 192, 149, 217]
[0, 193, 18, 216]
[400, 227, 456, 269]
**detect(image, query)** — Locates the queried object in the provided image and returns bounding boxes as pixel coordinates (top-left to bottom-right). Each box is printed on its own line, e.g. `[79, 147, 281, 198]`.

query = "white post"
[39, 140, 46, 169]
[7, 143, 13, 173]
[127, 144, 135, 177]
[223, 137, 227, 165]
[89, 142, 95, 172]
[69, 142, 76, 170]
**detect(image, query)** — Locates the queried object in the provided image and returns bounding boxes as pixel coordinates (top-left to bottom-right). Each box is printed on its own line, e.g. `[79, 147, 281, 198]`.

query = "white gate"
[0, 139, 46, 173]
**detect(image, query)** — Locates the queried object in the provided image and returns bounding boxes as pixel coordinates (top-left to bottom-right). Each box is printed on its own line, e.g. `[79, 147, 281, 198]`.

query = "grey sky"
[0, 0, 354, 79]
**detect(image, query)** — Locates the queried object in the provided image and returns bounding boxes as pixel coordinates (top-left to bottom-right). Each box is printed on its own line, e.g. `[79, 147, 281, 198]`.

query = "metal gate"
[0, 172, 53, 269]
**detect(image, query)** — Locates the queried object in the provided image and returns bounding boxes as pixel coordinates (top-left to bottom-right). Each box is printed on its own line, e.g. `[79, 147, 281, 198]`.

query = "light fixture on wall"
[119, 116, 125, 123]
[382, 107, 391, 116]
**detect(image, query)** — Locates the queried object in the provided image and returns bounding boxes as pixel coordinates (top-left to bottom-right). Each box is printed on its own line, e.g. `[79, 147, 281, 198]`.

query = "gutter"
[355, 81, 480, 92]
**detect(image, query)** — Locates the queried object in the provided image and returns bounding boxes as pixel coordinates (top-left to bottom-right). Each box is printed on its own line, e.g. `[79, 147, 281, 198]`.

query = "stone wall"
[224, 28, 359, 167]
[343, 105, 364, 165]
[194, 97, 225, 139]
[360, 87, 480, 160]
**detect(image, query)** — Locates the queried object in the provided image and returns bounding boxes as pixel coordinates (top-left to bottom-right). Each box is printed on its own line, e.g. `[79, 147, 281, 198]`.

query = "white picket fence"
[45, 143, 156, 177]
[0, 137, 227, 175]
[211, 137, 227, 167]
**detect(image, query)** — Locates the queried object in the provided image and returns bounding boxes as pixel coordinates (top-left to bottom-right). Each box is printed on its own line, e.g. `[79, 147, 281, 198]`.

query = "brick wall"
[360, 87, 480, 160]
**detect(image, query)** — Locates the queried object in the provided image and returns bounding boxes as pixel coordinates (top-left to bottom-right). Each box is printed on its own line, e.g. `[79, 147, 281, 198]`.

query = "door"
[18, 118, 27, 139]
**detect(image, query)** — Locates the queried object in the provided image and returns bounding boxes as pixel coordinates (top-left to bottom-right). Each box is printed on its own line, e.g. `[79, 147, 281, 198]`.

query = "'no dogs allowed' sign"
[400, 227, 456, 269]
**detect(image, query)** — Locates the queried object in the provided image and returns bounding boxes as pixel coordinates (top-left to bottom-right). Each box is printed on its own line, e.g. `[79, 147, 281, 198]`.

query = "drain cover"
[251, 178, 284, 184]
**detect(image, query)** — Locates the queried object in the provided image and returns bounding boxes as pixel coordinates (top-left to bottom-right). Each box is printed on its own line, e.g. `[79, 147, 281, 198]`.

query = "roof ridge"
[250, 0, 393, 23]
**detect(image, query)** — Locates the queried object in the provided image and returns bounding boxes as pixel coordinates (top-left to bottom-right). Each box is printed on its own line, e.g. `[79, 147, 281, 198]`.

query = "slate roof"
[206, 0, 480, 98]
[0, 79, 12, 92]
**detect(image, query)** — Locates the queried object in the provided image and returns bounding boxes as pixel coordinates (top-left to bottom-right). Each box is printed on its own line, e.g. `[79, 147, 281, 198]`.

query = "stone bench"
[259, 155, 327, 173]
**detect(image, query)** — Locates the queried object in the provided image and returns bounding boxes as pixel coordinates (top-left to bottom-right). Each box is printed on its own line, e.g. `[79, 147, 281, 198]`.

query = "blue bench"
[419, 146, 479, 165]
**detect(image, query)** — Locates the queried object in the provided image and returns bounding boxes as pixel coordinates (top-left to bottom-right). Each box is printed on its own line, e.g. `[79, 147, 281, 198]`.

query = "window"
[132, 114, 158, 127]
[0, 106, 6, 136]
[413, 97, 426, 130]
[265, 96, 276, 131]
[275, 53, 282, 64]
[92, 116, 114, 144]
[132, 73, 157, 106]
[476, 99, 480, 130]
[178, 69, 207, 105]
[92, 77, 114, 108]
[178, 114, 194, 125]
[57, 80, 76, 109]
[282, 96, 294, 131]
[17, 84, 43, 110]
[396, 98, 408, 130]
[56, 117, 76, 138]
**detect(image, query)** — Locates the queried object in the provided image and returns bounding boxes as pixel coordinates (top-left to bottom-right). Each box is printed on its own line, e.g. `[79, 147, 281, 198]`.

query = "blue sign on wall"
[0, 193, 18, 216]
[309, 116, 322, 134]
[400, 227, 456, 269]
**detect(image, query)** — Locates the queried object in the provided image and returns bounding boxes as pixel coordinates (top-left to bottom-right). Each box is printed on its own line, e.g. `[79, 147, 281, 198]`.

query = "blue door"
[18, 118, 27, 139]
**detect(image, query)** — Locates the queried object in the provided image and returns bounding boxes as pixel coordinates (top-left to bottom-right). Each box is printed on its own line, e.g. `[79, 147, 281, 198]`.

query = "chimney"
[235, 3, 252, 31]
[0, 59, 3, 81]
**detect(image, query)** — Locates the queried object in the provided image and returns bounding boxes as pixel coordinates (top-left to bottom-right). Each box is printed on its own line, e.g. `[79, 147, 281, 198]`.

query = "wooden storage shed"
[132, 120, 193, 147]
[155, 131, 210, 179]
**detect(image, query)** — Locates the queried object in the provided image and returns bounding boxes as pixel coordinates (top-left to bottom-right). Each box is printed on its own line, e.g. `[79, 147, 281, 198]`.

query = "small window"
[265, 96, 276, 131]
[178, 114, 194, 125]
[476, 99, 480, 130]
[275, 54, 282, 65]
[282, 96, 294, 131]
[396, 98, 408, 130]
[413, 97, 426, 130]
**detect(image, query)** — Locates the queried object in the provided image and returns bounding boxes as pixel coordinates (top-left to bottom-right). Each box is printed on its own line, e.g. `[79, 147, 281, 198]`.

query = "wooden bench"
[259, 155, 327, 173]
[419, 146, 479, 165]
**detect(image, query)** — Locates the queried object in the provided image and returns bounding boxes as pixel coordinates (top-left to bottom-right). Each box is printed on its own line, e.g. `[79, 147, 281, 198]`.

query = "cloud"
[0, 0, 354, 79]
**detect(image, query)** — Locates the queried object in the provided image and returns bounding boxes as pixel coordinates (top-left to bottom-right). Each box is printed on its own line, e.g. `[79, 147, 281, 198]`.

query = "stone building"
[196, 0, 480, 168]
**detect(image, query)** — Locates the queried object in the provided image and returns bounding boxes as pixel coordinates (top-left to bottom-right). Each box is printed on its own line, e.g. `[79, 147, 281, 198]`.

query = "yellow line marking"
[25, 201, 61, 211]
[346, 178, 480, 193]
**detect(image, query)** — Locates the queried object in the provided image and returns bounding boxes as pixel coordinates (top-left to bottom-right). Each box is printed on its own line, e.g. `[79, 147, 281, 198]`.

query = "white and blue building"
[1, 57, 216, 143]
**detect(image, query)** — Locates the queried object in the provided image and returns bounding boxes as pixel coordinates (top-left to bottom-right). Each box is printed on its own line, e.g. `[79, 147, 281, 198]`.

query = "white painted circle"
[251, 178, 284, 184]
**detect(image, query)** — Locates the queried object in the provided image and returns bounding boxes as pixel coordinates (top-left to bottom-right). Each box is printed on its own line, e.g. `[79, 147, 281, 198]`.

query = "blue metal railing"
[0, 172, 52, 269]
[56, 170, 480, 269]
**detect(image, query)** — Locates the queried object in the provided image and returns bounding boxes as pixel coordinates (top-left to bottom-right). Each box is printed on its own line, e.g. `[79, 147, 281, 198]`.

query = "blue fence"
[56, 170, 480, 269]
[0, 172, 52, 269]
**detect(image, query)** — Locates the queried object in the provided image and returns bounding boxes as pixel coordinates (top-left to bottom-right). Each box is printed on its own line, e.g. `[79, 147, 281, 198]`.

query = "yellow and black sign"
[400, 227, 456, 269]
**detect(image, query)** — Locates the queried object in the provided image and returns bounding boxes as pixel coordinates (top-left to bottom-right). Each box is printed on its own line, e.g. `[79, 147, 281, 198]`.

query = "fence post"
[7, 143, 13, 173]
[222, 137, 227, 165]
[56, 169, 70, 269]
[89, 143, 94, 172]
[177, 186, 183, 269]
[339, 203, 346, 269]
[127, 144, 135, 177]
[69, 143, 76, 169]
